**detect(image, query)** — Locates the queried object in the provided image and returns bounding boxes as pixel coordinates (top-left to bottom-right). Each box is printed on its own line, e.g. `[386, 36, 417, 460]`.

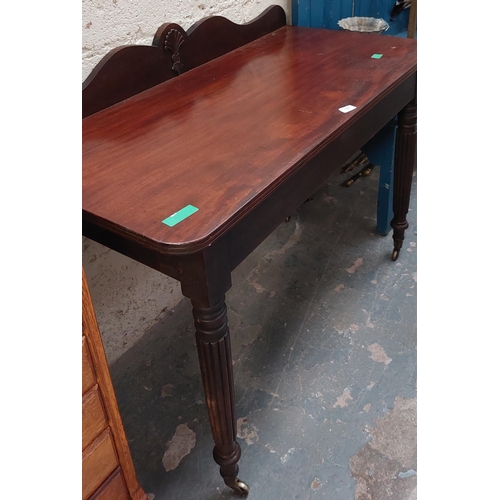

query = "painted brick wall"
[82, 0, 290, 364]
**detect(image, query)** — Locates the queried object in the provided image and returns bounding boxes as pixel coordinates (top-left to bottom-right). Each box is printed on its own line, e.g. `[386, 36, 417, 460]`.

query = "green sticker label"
[162, 205, 199, 227]
[371, 54, 383, 59]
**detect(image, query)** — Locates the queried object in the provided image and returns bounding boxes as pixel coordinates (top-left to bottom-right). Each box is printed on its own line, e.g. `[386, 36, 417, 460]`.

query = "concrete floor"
[87, 164, 417, 500]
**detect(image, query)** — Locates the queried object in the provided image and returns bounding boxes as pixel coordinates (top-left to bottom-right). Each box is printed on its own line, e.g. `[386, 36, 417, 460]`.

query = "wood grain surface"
[89, 468, 130, 500]
[83, 27, 416, 255]
[82, 336, 96, 394]
[82, 429, 119, 499]
[82, 5, 285, 118]
[82, 386, 108, 450]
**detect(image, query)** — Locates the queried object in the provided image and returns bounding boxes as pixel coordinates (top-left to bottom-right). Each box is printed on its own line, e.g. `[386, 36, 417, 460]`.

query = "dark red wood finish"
[82, 10, 416, 495]
[82, 5, 286, 118]
[83, 28, 416, 255]
[391, 97, 417, 260]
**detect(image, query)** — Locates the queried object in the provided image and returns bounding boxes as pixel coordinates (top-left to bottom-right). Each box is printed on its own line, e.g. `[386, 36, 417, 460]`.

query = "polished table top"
[82, 26, 416, 255]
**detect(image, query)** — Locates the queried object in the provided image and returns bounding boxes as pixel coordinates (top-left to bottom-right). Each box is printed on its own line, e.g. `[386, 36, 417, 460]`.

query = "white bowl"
[338, 17, 389, 34]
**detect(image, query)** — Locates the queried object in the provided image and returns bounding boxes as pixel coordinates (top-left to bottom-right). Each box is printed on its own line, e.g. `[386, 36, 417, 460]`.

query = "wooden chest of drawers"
[82, 269, 147, 500]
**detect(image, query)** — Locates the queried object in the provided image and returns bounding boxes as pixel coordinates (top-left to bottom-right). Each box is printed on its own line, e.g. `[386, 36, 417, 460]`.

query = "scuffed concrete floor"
[91, 165, 417, 500]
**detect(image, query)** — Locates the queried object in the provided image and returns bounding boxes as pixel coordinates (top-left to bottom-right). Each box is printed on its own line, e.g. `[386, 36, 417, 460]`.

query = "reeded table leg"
[391, 98, 417, 261]
[192, 297, 249, 496]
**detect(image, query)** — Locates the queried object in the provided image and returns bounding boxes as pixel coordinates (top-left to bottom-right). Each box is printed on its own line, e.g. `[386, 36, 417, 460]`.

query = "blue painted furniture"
[292, 0, 411, 234]
[291, 0, 410, 35]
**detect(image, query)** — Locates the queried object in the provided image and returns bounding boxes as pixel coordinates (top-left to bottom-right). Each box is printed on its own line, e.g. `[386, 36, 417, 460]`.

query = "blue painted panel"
[362, 119, 397, 235]
[337, 0, 356, 24]
[292, 0, 410, 35]
[311, 0, 326, 28]
[291, 0, 299, 26]
[293, 0, 355, 29]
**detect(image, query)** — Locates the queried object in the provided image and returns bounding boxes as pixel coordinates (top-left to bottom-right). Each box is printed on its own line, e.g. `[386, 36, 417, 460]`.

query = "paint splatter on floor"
[347, 258, 364, 274]
[237, 417, 259, 445]
[333, 388, 353, 408]
[280, 448, 296, 464]
[162, 424, 196, 472]
[160, 384, 174, 398]
[350, 397, 417, 499]
[311, 477, 323, 490]
[368, 343, 392, 365]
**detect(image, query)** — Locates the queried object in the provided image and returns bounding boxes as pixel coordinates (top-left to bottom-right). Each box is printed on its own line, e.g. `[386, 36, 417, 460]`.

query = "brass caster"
[226, 478, 249, 496]
[361, 164, 374, 177]
[342, 162, 375, 187]
[391, 248, 400, 261]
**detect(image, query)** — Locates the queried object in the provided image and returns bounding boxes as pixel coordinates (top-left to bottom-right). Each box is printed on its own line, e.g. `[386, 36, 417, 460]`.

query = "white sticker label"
[339, 105, 357, 113]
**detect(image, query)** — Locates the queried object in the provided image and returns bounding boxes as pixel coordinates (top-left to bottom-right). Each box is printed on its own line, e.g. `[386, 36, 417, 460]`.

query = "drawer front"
[89, 467, 130, 500]
[82, 386, 108, 450]
[82, 336, 96, 394]
[82, 428, 119, 500]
